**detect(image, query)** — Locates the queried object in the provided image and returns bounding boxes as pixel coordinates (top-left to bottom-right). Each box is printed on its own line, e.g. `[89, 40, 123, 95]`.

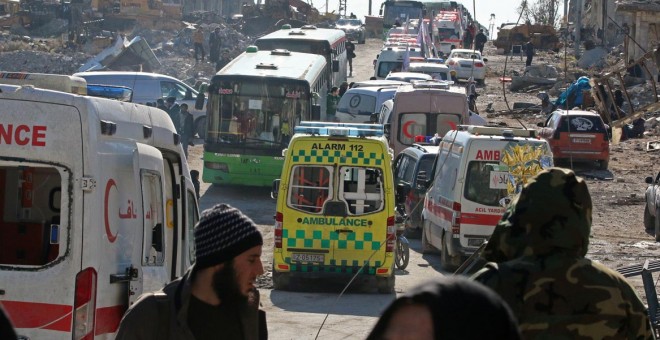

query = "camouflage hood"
[482, 167, 592, 262]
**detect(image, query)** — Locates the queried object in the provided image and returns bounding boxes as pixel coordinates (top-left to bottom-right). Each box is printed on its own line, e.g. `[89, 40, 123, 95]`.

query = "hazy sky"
[313, 0, 565, 38]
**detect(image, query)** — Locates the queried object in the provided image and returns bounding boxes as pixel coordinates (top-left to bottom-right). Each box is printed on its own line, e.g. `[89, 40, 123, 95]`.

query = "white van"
[0, 84, 199, 339]
[421, 125, 553, 270]
[374, 45, 423, 79]
[73, 71, 208, 138]
[385, 81, 470, 156]
[336, 86, 398, 123]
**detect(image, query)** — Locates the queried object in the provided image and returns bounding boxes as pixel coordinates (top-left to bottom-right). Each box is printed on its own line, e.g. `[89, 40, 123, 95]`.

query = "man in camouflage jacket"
[472, 167, 655, 339]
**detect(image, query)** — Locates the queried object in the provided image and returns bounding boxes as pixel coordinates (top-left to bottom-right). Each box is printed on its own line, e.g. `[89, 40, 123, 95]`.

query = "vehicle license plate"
[460, 63, 472, 68]
[572, 138, 591, 144]
[292, 253, 324, 263]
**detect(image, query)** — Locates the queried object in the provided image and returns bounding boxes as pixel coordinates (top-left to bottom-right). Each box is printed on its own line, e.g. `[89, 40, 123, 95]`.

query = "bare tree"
[517, 0, 561, 27]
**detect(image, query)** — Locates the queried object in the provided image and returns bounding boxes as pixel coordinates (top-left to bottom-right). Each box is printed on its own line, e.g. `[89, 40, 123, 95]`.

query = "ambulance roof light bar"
[295, 121, 384, 138]
[459, 125, 538, 138]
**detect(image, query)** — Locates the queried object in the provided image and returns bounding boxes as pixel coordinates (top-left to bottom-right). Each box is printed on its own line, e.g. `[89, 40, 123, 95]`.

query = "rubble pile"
[0, 49, 88, 74]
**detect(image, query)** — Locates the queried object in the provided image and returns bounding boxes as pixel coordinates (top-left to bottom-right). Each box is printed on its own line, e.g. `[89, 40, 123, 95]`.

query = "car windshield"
[337, 19, 361, 26]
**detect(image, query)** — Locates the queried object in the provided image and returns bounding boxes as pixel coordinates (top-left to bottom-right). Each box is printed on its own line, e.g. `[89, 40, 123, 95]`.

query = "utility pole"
[339, 0, 347, 17]
[488, 14, 495, 40]
[575, 0, 582, 57]
[369, 0, 372, 15]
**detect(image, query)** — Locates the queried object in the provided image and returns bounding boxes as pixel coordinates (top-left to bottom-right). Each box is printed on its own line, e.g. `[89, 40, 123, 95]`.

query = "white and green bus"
[203, 47, 328, 186]
[255, 25, 348, 89]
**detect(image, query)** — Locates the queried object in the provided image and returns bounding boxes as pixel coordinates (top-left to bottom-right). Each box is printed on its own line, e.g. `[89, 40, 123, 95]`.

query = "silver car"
[335, 18, 366, 44]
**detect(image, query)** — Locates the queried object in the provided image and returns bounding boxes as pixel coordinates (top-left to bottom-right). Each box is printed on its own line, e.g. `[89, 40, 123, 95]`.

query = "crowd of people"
[150, 96, 195, 157]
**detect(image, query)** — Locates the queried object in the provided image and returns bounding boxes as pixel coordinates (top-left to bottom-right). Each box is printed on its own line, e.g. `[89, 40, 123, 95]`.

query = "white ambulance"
[421, 125, 553, 270]
[0, 84, 199, 339]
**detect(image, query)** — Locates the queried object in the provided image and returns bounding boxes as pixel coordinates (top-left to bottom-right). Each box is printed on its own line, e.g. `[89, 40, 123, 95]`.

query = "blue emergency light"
[294, 121, 384, 138]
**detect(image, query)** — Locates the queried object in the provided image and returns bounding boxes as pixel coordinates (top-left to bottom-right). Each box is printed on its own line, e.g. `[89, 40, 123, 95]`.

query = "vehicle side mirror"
[271, 179, 280, 199]
[369, 113, 378, 123]
[646, 176, 654, 184]
[195, 92, 205, 110]
[537, 122, 544, 127]
[395, 183, 409, 205]
[332, 59, 340, 72]
[384, 123, 391, 138]
[483, 58, 488, 63]
[416, 171, 429, 189]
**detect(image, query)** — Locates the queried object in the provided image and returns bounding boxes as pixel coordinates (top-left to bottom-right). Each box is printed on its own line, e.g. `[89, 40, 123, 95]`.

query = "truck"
[493, 23, 562, 52]
[0, 83, 199, 339]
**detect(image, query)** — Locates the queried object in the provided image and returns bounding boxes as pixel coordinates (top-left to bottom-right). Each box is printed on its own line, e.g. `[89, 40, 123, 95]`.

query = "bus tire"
[194, 116, 207, 139]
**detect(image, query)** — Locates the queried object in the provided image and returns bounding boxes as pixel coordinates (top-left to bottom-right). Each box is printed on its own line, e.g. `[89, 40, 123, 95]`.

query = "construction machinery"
[241, 0, 321, 36]
[494, 23, 562, 52]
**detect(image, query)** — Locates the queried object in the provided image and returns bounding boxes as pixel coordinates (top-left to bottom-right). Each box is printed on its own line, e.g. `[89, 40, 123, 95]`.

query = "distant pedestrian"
[180, 103, 194, 157]
[367, 277, 521, 340]
[193, 28, 205, 62]
[346, 39, 356, 77]
[525, 40, 534, 67]
[474, 29, 487, 55]
[472, 168, 654, 339]
[209, 27, 221, 63]
[165, 96, 181, 134]
[326, 86, 339, 121]
[627, 58, 643, 78]
[215, 50, 232, 73]
[339, 81, 349, 97]
[116, 204, 267, 340]
[156, 98, 167, 111]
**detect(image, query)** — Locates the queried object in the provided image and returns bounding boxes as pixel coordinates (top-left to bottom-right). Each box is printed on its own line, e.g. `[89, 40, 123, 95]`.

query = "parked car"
[644, 172, 660, 239]
[537, 110, 610, 169]
[394, 144, 439, 235]
[444, 49, 487, 84]
[334, 18, 366, 44]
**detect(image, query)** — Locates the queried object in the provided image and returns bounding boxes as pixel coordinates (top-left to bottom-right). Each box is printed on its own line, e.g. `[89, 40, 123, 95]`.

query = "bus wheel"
[194, 116, 207, 139]
[377, 275, 395, 294]
[273, 269, 290, 290]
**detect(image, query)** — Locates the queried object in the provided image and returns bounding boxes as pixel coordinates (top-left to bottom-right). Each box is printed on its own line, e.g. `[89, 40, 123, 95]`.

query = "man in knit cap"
[116, 204, 266, 340]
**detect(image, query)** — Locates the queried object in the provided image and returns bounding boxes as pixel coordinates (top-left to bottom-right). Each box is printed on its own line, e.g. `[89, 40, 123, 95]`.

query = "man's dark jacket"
[116, 265, 267, 340]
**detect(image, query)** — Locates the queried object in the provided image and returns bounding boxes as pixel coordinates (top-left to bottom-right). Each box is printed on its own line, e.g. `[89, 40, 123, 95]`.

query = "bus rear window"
[288, 166, 332, 214]
[0, 164, 67, 266]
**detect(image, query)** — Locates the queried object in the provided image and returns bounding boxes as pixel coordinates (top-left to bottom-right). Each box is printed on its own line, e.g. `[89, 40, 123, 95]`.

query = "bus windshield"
[208, 78, 311, 149]
[384, 3, 424, 27]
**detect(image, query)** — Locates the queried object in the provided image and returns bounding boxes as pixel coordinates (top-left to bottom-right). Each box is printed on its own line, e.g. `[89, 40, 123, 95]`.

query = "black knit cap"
[194, 204, 263, 269]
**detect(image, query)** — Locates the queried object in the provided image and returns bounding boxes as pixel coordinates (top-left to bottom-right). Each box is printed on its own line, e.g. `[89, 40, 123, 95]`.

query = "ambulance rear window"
[340, 167, 384, 215]
[288, 166, 332, 214]
[463, 161, 508, 207]
[0, 164, 66, 266]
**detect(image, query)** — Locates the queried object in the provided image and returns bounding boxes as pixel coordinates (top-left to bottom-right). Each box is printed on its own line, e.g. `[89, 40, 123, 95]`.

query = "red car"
[538, 110, 610, 169]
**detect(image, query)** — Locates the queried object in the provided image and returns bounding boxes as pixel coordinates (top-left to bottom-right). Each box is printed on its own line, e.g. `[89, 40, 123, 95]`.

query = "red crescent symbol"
[403, 121, 414, 138]
[104, 179, 118, 243]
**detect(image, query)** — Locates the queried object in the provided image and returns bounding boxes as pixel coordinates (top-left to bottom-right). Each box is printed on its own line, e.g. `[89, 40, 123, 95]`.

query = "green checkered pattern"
[290, 149, 384, 166]
[282, 229, 382, 250]
[286, 260, 383, 275]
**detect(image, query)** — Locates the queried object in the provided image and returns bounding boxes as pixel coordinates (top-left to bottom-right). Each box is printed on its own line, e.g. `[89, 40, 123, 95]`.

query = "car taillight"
[474, 62, 484, 67]
[451, 202, 461, 235]
[386, 216, 395, 252]
[275, 212, 283, 248]
[74, 267, 97, 340]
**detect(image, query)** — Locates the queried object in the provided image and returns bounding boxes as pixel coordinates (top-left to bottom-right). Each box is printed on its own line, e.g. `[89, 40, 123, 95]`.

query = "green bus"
[203, 47, 328, 186]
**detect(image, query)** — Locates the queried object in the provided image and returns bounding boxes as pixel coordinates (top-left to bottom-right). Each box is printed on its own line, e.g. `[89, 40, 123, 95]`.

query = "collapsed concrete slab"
[578, 47, 608, 69]
[78, 34, 160, 72]
[510, 64, 560, 92]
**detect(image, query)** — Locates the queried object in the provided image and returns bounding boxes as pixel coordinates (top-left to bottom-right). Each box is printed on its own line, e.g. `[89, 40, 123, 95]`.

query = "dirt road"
[185, 38, 660, 339]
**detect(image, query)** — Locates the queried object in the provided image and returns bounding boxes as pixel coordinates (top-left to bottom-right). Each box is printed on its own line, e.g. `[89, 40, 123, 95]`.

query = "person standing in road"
[193, 28, 205, 63]
[346, 39, 356, 77]
[180, 103, 194, 157]
[474, 29, 487, 55]
[165, 96, 181, 134]
[116, 203, 267, 340]
[209, 27, 221, 64]
[215, 50, 232, 73]
[156, 98, 167, 111]
[367, 277, 521, 340]
[471, 168, 654, 339]
[525, 40, 534, 67]
[326, 86, 339, 122]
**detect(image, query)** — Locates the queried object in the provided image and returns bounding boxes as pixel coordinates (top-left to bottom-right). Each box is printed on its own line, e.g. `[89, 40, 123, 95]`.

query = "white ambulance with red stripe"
[421, 125, 553, 270]
[0, 84, 199, 339]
